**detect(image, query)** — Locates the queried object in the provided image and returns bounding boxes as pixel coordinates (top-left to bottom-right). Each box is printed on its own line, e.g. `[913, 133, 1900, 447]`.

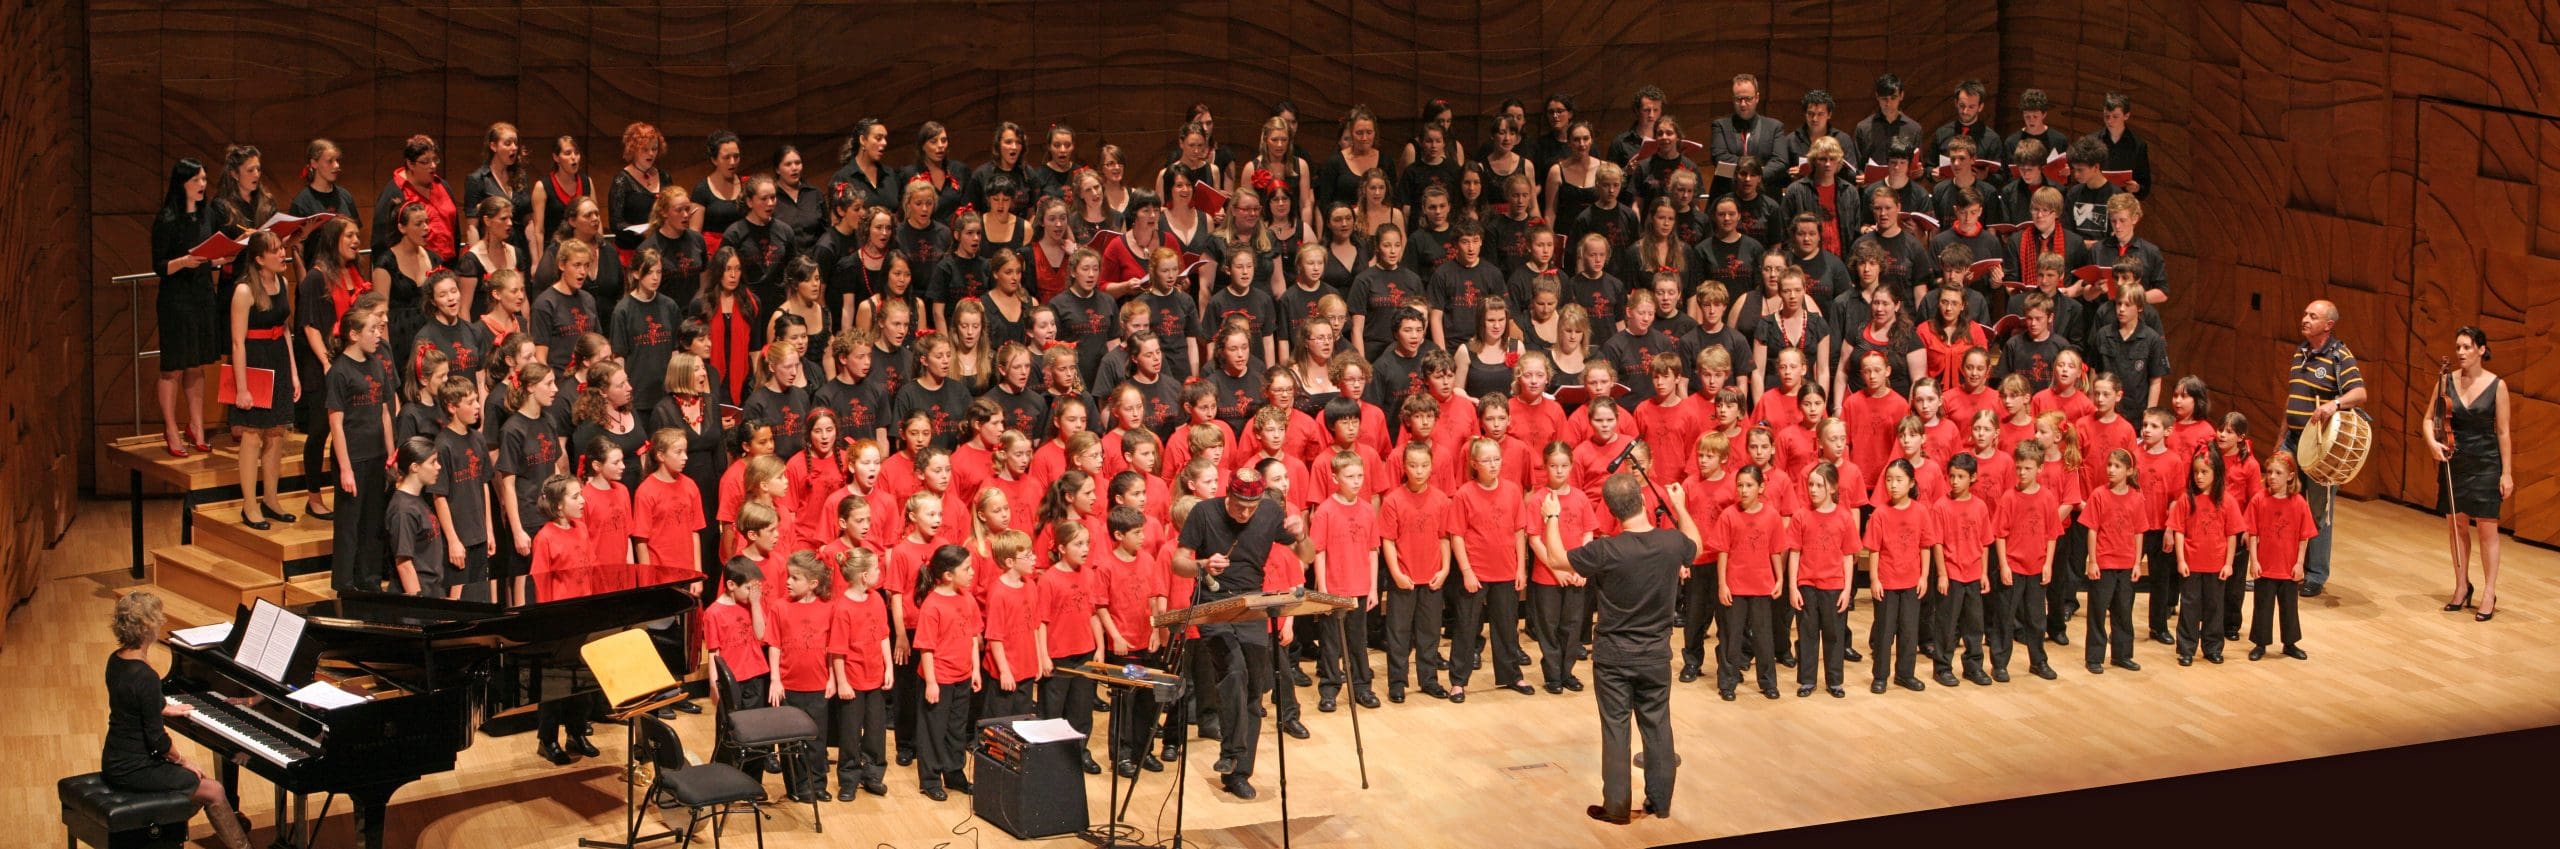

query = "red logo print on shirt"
[635, 315, 671, 348]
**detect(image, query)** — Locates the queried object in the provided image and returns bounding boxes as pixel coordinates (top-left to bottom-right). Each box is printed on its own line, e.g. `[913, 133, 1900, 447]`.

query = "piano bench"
[58, 774, 198, 849]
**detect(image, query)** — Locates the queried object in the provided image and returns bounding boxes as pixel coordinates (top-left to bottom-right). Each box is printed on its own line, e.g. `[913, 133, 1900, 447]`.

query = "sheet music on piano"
[236, 599, 308, 684]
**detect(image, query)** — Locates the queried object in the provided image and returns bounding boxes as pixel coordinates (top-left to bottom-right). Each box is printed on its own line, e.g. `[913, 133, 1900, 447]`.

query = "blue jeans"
[2288, 430, 2337, 587]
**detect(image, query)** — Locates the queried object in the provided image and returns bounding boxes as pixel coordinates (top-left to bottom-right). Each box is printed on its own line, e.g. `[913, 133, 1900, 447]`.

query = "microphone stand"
[1610, 440, 1678, 526]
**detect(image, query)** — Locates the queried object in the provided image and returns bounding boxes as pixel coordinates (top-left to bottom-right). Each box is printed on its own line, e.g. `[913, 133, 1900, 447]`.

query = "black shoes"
[1318, 696, 1337, 712]
[1354, 690, 1381, 709]
[861, 778, 888, 796]
[1280, 720, 1310, 739]
[1718, 688, 1737, 701]
[1964, 672, 1993, 686]
[1797, 685, 1815, 698]
[1678, 666, 1702, 683]
[1845, 647, 1864, 662]
[2112, 659, 2142, 672]
[837, 788, 858, 802]
[241, 510, 272, 532]
[1080, 751, 1103, 774]
[2249, 646, 2267, 661]
[1291, 668, 1313, 687]
[1896, 678, 1927, 692]
[2050, 632, 2071, 646]
[1991, 668, 2011, 683]
[537, 741, 574, 765]
[1388, 687, 1407, 704]
[1934, 672, 1961, 687]
[2205, 652, 2224, 665]
[921, 785, 947, 802]
[1221, 775, 1257, 800]
[1115, 760, 1139, 778]
[1213, 755, 1237, 775]
[1544, 683, 1565, 694]
[2031, 664, 2058, 680]
[2086, 663, 2105, 674]
[2149, 631, 2174, 646]
[946, 775, 972, 795]
[1502, 682, 1535, 696]
[897, 751, 916, 766]
[1827, 686, 1846, 698]
[673, 700, 703, 714]
[1587, 805, 1633, 825]
[1870, 680, 1890, 694]
[2300, 584, 2324, 598]
[1449, 689, 1468, 704]
[2177, 656, 2193, 667]
[1419, 684, 1451, 701]
[1563, 676, 1585, 692]
[1140, 753, 1164, 772]
[1161, 742, 1184, 762]
[567, 736, 599, 758]
[1760, 687, 1780, 700]
[2282, 645, 2309, 660]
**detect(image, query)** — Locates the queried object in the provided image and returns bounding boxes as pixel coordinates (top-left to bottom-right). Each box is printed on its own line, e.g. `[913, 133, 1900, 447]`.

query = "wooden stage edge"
[5, 495, 2554, 848]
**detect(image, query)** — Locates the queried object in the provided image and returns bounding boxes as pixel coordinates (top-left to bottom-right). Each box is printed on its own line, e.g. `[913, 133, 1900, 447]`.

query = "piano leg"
[349, 787, 397, 849]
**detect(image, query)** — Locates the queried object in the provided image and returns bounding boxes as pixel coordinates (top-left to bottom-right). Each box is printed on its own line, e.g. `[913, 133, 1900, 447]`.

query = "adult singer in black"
[1171, 467, 1311, 800]
[1539, 473, 1700, 824]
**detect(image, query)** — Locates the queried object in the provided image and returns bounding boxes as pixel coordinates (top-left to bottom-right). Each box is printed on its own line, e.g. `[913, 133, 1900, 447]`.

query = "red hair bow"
[1250, 170, 1282, 196]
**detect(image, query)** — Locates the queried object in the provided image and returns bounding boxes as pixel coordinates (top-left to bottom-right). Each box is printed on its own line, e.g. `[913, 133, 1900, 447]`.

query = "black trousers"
[1794, 588, 1847, 688]
[455, 544, 492, 603]
[780, 689, 830, 795]
[1453, 585, 1528, 688]
[332, 456, 390, 593]
[298, 390, 332, 497]
[832, 689, 889, 786]
[976, 679, 1037, 722]
[1869, 588, 1922, 684]
[2004, 577, 2051, 671]
[1760, 584, 1796, 663]
[1102, 649, 1159, 764]
[918, 681, 975, 787]
[1717, 595, 1776, 692]
[1383, 585, 1444, 691]
[1317, 601, 1376, 699]
[2048, 525, 2089, 636]
[2085, 570, 2137, 665]
[1040, 650, 1098, 737]
[1679, 563, 1723, 670]
[1200, 626, 1272, 778]
[2221, 545, 2251, 635]
[893, 638, 923, 759]
[1593, 658, 1676, 819]
[2142, 531, 2179, 634]
[1527, 583, 1586, 688]
[2176, 572, 2228, 658]
[2249, 578, 2303, 648]
[1984, 576, 2018, 671]
[1933, 579, 1987, 678]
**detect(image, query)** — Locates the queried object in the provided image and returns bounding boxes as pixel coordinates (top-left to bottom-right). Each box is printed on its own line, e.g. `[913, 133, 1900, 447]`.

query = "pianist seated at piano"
[105, 592, 253, 849]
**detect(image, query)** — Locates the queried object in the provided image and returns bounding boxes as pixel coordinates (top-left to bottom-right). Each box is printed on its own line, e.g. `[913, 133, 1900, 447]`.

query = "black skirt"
[157, 279, 224, 372]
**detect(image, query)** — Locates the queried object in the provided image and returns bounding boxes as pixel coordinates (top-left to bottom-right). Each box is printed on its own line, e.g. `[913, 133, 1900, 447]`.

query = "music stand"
[1059, 661, 1181, 847]
[578, 628, 690, 849]
[1150, 590, 1356, 849]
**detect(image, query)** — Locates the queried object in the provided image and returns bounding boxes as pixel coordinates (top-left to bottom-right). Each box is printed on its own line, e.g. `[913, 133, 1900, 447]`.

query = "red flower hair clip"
[1250, 170, 1283, 196]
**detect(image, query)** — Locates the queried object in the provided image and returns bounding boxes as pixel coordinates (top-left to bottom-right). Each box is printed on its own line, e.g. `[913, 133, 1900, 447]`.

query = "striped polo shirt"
[2285, 336, 2364, 437]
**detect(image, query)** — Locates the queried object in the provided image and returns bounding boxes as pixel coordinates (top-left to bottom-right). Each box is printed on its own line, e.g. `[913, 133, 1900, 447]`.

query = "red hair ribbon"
[954, 202, 977, 218]
[300, 163, 314, 181]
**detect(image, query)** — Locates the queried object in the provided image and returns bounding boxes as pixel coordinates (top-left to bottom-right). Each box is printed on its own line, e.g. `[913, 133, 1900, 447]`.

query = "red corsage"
[1504, 350, 1521, 369]
[1250, 169, 1283, 196]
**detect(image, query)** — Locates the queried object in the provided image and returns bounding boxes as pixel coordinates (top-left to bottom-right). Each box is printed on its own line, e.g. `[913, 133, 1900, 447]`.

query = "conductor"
[1540, 472, 1702, 824]
[1170, 467, 1312, 800]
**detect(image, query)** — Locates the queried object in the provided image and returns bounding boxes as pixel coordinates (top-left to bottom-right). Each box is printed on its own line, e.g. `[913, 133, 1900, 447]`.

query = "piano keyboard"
[167, 693, 320, 767]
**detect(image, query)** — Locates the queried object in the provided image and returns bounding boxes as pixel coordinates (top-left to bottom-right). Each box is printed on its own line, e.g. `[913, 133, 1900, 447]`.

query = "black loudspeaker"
[971, 727, 1090, 839]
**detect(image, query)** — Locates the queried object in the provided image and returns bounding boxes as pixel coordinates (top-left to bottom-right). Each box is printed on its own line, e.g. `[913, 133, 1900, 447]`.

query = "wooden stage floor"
[5, 495, 2553, 848]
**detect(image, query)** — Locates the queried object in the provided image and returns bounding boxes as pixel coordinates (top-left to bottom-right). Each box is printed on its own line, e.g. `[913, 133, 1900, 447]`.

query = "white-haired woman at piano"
[105, 592, 251, 849]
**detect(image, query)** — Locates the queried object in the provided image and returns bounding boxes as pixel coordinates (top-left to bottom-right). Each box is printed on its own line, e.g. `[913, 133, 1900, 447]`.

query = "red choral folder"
[2012, 152, 2069, 184]
[1898, 212, 1940, 238]
[218, 365, 277, 409]
[1631, 137, 1706, 162]
[1549, 383, 1630, 406]
[1989, 314, 2027, 342]
[258, 211, 337, 240]
[1933, 159, 2004, 181]
[1858, 162, 1893, 185]
[2101, 170, 2135, 187]
[2070, 265, 2122, 301]
[1987, 222, 2026, 236]
[1966, 258, 2005, 280]
[1082, 230, 1125, 253]
[188, 232, 252, 262]
[1190, 183, 1227, 217]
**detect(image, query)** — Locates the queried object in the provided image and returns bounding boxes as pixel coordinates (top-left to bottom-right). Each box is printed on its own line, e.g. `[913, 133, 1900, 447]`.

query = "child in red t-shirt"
[949, 399, 1006, 503]
[1035, 522, 1105, 769]
[635, 430, 706, 579]
[2214, 412, 2263, 639]
[2168, 450, 2245, 665]
[1931, 455, 1998, 687]
[884, 491, 945, 764]
[2080, 448, 2148, 673]
[2134, 409, 2185, 642]
[977, 531, 1044, 718]
[1310, 451, 1384, 708]
[1712, 465, 1788, 700]
[1522, 442, 1593, 694]
[1473, 394, 1538, 495]
[770, 552, 838, 801]
[1094, 507, 1166, 774]
[788, 410, 848, 545]
[1997, 374, 2039, 455]
[2246, 454, 2316, 660]
[579, 438, 635, 566]
[1994, 441, 2065, 680]
[529, 475, 590, 602]
[1873, 416, 1949, 505]
[909, 546, 982, 799]
[826, 548, 893, 799]
[1635, 353, 1710, 483]
[1301, 396, 1390, 502]
[1864, 459, 1937, 693]
[1788, 463, 1860, 697]
[1379, 441, 1455, 702]
[1773, 383, 1825, 483]
[1679, 432, 1738, 679]
[703, 559, 776, 776]
[728, 455, 799, 561]
[1964, 410, 2017, 512]
[1448, 438, 1529, 701]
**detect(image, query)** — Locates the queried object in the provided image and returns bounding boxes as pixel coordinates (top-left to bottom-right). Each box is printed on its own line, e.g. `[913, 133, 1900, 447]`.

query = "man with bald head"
[2284, 299, 2366, 597]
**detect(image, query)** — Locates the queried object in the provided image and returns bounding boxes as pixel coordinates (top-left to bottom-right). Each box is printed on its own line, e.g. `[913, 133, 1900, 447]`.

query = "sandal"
[2443, 587, 2473, 611]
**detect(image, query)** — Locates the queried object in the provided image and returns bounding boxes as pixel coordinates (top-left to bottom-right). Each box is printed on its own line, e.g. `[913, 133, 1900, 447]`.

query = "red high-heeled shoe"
[164, 438, 191, 459]
[188, 428, 213, 453]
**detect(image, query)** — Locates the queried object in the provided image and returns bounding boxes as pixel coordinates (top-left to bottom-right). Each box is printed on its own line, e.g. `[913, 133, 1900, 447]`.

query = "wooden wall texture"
[4, 0, 90, 623]
[2000, 0, 2560, 542]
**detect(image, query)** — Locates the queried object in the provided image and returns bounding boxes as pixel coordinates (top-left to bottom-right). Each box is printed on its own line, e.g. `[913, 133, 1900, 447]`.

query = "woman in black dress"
[375, 201, 445, 379]
[229, 232, 302, 529]
[770, 144, 826, 255]
[289, 138, 362, 225]
[527, 134, 592, 267]
[103, 592, 251, 849]
[693, 130, 748, 240]
[906, 121, 970, 223]
[2424, 327, 2512, 622]
[151, 159, 223, 457]
[462, 122, 535, 263]
[608, 122, 665, 231]
[832, 118, 898, 212]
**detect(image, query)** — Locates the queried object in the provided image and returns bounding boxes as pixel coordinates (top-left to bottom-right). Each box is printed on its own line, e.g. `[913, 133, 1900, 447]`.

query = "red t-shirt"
[1965, 449, 2017, 510]
[1304, 443, 1392, 502]
[1933, 495, 1997, 583]
[1038, 566, 1102, 658]
[980, 578, 1043, 683]
[2037, 458, 2085, 507]
[1839, 389, 1911, 477]
[788, 450, 849, 544]
[885, 539, 940, 625]
[1922, 418, 1966, 466]
[2079, 484, 2148, 570]
[2168, 420, 2216, 465]
[1570, 434, 1635, 500]
[2032, 388, 2096, 425]
[2248, 493, 2317, 580]
[531, 521, 589, 597]
[1506, 396, 1571, 458]
[1635, 397, 1712, 484]
[1378, 486, 1453, 584]
[1278, 409, 1327, 468]
[1381, 429, 1468, 494]
[2134, 446, 2186, 527]
[1712, 503, 1787, 597]
[829, 590, 892, 691]
[1827, 458, 1870, 510]
[1682, 472, 1738, 563]
[1750, 387, 1806, 433]
[1521, 485, 1595, 586]
[770, 596, 835, 693]
[861, 487, 903, 550]
[1452, 480, 1525, 583]
[1096, 546, 1164, 653]
[1942, 385, 2000, 432]
[1309, 495, 1381, 596]
[1998, 417, 2037, 455]
[1788, 504, 1860, 591]
[1758, 467, 1801, 517]
[1863, 500, 1937, 590]
[2223, 449, 2262, 518]
[1996, 486, 2064, 576]
[1028, 439, 1072, 485]
[912, 590, 984, 685]
[1566, 403, 1645, 446]
[1162, 420, 1237, 484]
[2168, 491, 2248, 574]
[1871, 454, 1949, 505]
[2076, 415, 2138, 492]
[878, 452, 922, 507]
[634, 474, 704, 571]
[1774, 424, 1818, 483]
[716, 458, 750, 525]
[950, 442, 998, 503]
[581, 480, 634, 565]
[702, 600, 768, 681]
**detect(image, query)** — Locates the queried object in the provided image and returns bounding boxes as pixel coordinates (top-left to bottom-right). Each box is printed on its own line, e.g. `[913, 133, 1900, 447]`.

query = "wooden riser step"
[193, 497, 335, 566]
[106, 432, 311, 494]
[152, 545, 286, 612]
[285, 573, 337, 605]
[121, 585, 230, 630]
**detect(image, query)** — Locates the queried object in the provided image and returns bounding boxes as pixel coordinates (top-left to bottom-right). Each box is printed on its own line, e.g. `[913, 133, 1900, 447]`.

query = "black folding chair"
[637, 715, 767, 848]
[712, 658, 825, 832]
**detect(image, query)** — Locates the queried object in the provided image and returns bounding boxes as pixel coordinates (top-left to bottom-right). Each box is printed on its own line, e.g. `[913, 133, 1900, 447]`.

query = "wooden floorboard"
[6, 496, 2554, 847]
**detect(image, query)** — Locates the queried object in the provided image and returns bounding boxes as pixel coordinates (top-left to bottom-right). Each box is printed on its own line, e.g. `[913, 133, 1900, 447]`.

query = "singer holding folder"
[1169, 467, 1311, 801]
[229, 231, 303, 530]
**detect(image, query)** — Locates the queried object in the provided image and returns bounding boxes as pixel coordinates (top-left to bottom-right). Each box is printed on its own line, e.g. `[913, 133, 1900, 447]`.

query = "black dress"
[104, 655, 197, 792]
[150, 208, 223, 371]
[2440, 374, 2503, 517]
[230, 278, 298, 428]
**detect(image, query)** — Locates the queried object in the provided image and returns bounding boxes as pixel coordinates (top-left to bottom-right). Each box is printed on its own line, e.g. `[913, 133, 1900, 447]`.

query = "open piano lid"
[300, 564, 701, 646]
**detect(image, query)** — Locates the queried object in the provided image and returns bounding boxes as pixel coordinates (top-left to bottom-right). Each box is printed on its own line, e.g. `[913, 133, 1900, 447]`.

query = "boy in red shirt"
[1379, 441, 1455, 703]
[1839, 350, 1911, 476]
[1449, 438, 1531, 701]
[1634, 353, 1709, 481]
[2080, 449, 2148, 673]
[1931, 455, 1998, 688]
[1474, 393, 1538, 492]
[1565, 360, 1643, 444]
[1303, 396, 1391, 501]
[1788, 463, 1861, 698]
[977, 530, 1045, 718]
[827, 548, 893, 800]
[2246, 454, 2316, 661]
[1096, 508, 1167, 776]
[771, 552, 839, 802]
[2133, 409, 2185, 643]
[1522, 442, 1594, 694]
[1993, 442, 2065, 681]
[1713, 466, 1789, 701]
[1679, 432, 1738, 681]
[1310, 452, 1383, 710]
[703, 559, 777, 776]
[1387, 393, 1466, 493]
[1506, 352, 1570, 457]
[1418, 349, 1481, 454]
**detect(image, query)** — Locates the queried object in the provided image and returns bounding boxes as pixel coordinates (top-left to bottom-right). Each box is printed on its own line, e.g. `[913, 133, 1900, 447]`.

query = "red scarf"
[331, 266, 372, 335]
[2020, 225, 2064, 280]
[395, 167, 460, 263]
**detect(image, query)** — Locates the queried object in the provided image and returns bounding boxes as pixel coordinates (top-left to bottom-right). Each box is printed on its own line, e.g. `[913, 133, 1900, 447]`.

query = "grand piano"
[160, 564, 700, 848]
